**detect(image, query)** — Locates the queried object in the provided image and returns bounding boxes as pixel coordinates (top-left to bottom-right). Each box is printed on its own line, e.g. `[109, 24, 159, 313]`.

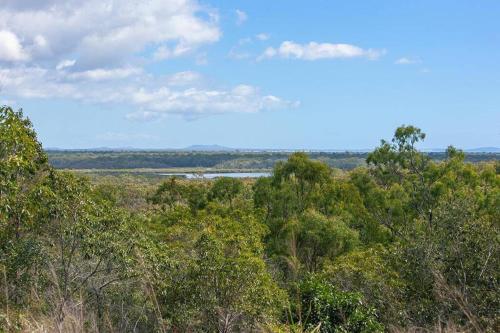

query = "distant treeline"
[47, 150, 499, 170]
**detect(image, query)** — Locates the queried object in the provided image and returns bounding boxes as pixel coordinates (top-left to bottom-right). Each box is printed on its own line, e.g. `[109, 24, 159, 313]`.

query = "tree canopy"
[1, 107, 498, 332]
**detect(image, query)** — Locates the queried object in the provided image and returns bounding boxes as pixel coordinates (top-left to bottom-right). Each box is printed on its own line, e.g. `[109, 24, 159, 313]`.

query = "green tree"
[293, 210, 359, 273]
[272, 152, 332, 214]
[149, 177, 186, 210]
[0, 107, 49, 308]
[156, 211, 286, 331]
[296, 275, 384, 333]
[322, 246, 406, 325]
[208, 177, 244, 207]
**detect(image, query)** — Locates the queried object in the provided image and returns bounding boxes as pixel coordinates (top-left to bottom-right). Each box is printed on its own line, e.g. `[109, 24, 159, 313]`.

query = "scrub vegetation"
[1, 106, 498, 332]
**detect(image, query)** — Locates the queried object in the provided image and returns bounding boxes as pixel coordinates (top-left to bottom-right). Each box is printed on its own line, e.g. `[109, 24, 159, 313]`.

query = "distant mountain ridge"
[464, 147, 500, 153]
[45, 146, 500, 153]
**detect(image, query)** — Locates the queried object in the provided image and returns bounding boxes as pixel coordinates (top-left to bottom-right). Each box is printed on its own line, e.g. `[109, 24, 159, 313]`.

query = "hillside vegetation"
[1, 106, 498, 332]
[47, 150, 368, 170]
[46, 150, 498, 171]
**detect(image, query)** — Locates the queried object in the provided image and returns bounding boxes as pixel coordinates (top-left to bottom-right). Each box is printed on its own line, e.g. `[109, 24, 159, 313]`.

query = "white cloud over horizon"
[258, 41, 385, 61]
[0, 66, 298, 119]
[126, 84, 298, 120]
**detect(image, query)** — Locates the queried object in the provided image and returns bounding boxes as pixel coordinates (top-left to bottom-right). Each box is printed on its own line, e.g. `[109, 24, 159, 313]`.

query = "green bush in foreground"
[296, 276, 383, 333]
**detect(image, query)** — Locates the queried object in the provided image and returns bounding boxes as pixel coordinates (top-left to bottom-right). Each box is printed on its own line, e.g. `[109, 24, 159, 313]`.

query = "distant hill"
[464, 147, 500, 153]
[45, 146, 500, 153]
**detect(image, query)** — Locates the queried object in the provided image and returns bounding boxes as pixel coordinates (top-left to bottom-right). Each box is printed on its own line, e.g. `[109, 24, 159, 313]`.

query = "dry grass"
[389, 322, 475, 333]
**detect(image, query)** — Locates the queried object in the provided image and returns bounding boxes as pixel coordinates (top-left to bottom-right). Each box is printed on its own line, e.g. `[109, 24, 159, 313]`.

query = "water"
[159, 172, 270, 179]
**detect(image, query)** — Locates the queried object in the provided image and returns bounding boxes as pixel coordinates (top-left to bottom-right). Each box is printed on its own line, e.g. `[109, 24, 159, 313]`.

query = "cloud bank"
[0, 1, 297, 119]
[0, 66, 297, 119]
[0, 0, 220, 67]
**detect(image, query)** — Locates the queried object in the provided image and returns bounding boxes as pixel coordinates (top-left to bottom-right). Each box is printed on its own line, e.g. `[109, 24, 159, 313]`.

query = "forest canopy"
[46, 150, 499, 171]
[1, 106, 498, 332]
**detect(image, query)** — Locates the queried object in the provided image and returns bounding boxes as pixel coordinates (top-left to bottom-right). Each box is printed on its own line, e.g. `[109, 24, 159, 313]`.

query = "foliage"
[297, 275, 384, 333]
[46, 150, 498, 171]
[322, 246, 406, 325]
[208, 177, 244, 207]
[1, 107, 498, 332]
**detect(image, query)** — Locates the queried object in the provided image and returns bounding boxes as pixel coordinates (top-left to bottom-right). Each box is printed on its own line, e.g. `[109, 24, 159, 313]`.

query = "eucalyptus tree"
[0, 106, 49, 307]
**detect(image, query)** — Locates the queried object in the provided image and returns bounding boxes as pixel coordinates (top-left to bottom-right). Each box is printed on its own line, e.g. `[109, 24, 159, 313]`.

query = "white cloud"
[66, 67, 143, 81]
[0, 67, 57, 98]
[227, 38, 254, 60]
[0, 0, 220, 68]
[0, 66, 297, 119]
[125, 111, 164, 122]
[165, 71, 203, 86]
[228, 49, 251, 60]
[0, 30, 30, 62]
[127, 84, 297, 120]
[258, 41, 385, 61]
[257, 47, 278, 61]
[56, 59, 76, 71]
[395, 57, 421, 65]
[256, 33, 270, 41]
[0, 1, 299, 121]
[153, 43, 195, 61]
[227, 35, 274, 60]
[236, 9, 247, 25]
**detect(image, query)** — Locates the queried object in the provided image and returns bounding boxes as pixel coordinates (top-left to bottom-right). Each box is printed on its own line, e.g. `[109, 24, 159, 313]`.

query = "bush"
[297, 276, 384, 333]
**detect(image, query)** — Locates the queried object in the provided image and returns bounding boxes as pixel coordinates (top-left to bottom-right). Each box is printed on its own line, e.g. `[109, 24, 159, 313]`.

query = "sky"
[0, 0, 499, 150]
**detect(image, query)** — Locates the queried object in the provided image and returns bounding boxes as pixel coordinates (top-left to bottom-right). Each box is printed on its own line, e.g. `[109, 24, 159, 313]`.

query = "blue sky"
[0, 0, 499, 149]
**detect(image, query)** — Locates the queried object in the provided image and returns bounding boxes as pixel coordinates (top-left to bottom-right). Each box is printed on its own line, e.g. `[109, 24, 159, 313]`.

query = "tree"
[272, 152, 332, 214]
[0, 106, 48, 240]
[294, 210, 359, 273]
[366, 125, 439, 231]
[296, 275, 384, 333]
[149, 177, 186, 210]
[157, 212, 286, 332]
[208, 177, 244, 207]
[2, 113, 498, 332]
[36, 171, 139, 329]
[322, 246, 406, 325]
[0, 106, 151, 331]
[253, 153, 338, 264]
[394, 178, 499, 330]
[0, 107, 49, 308]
